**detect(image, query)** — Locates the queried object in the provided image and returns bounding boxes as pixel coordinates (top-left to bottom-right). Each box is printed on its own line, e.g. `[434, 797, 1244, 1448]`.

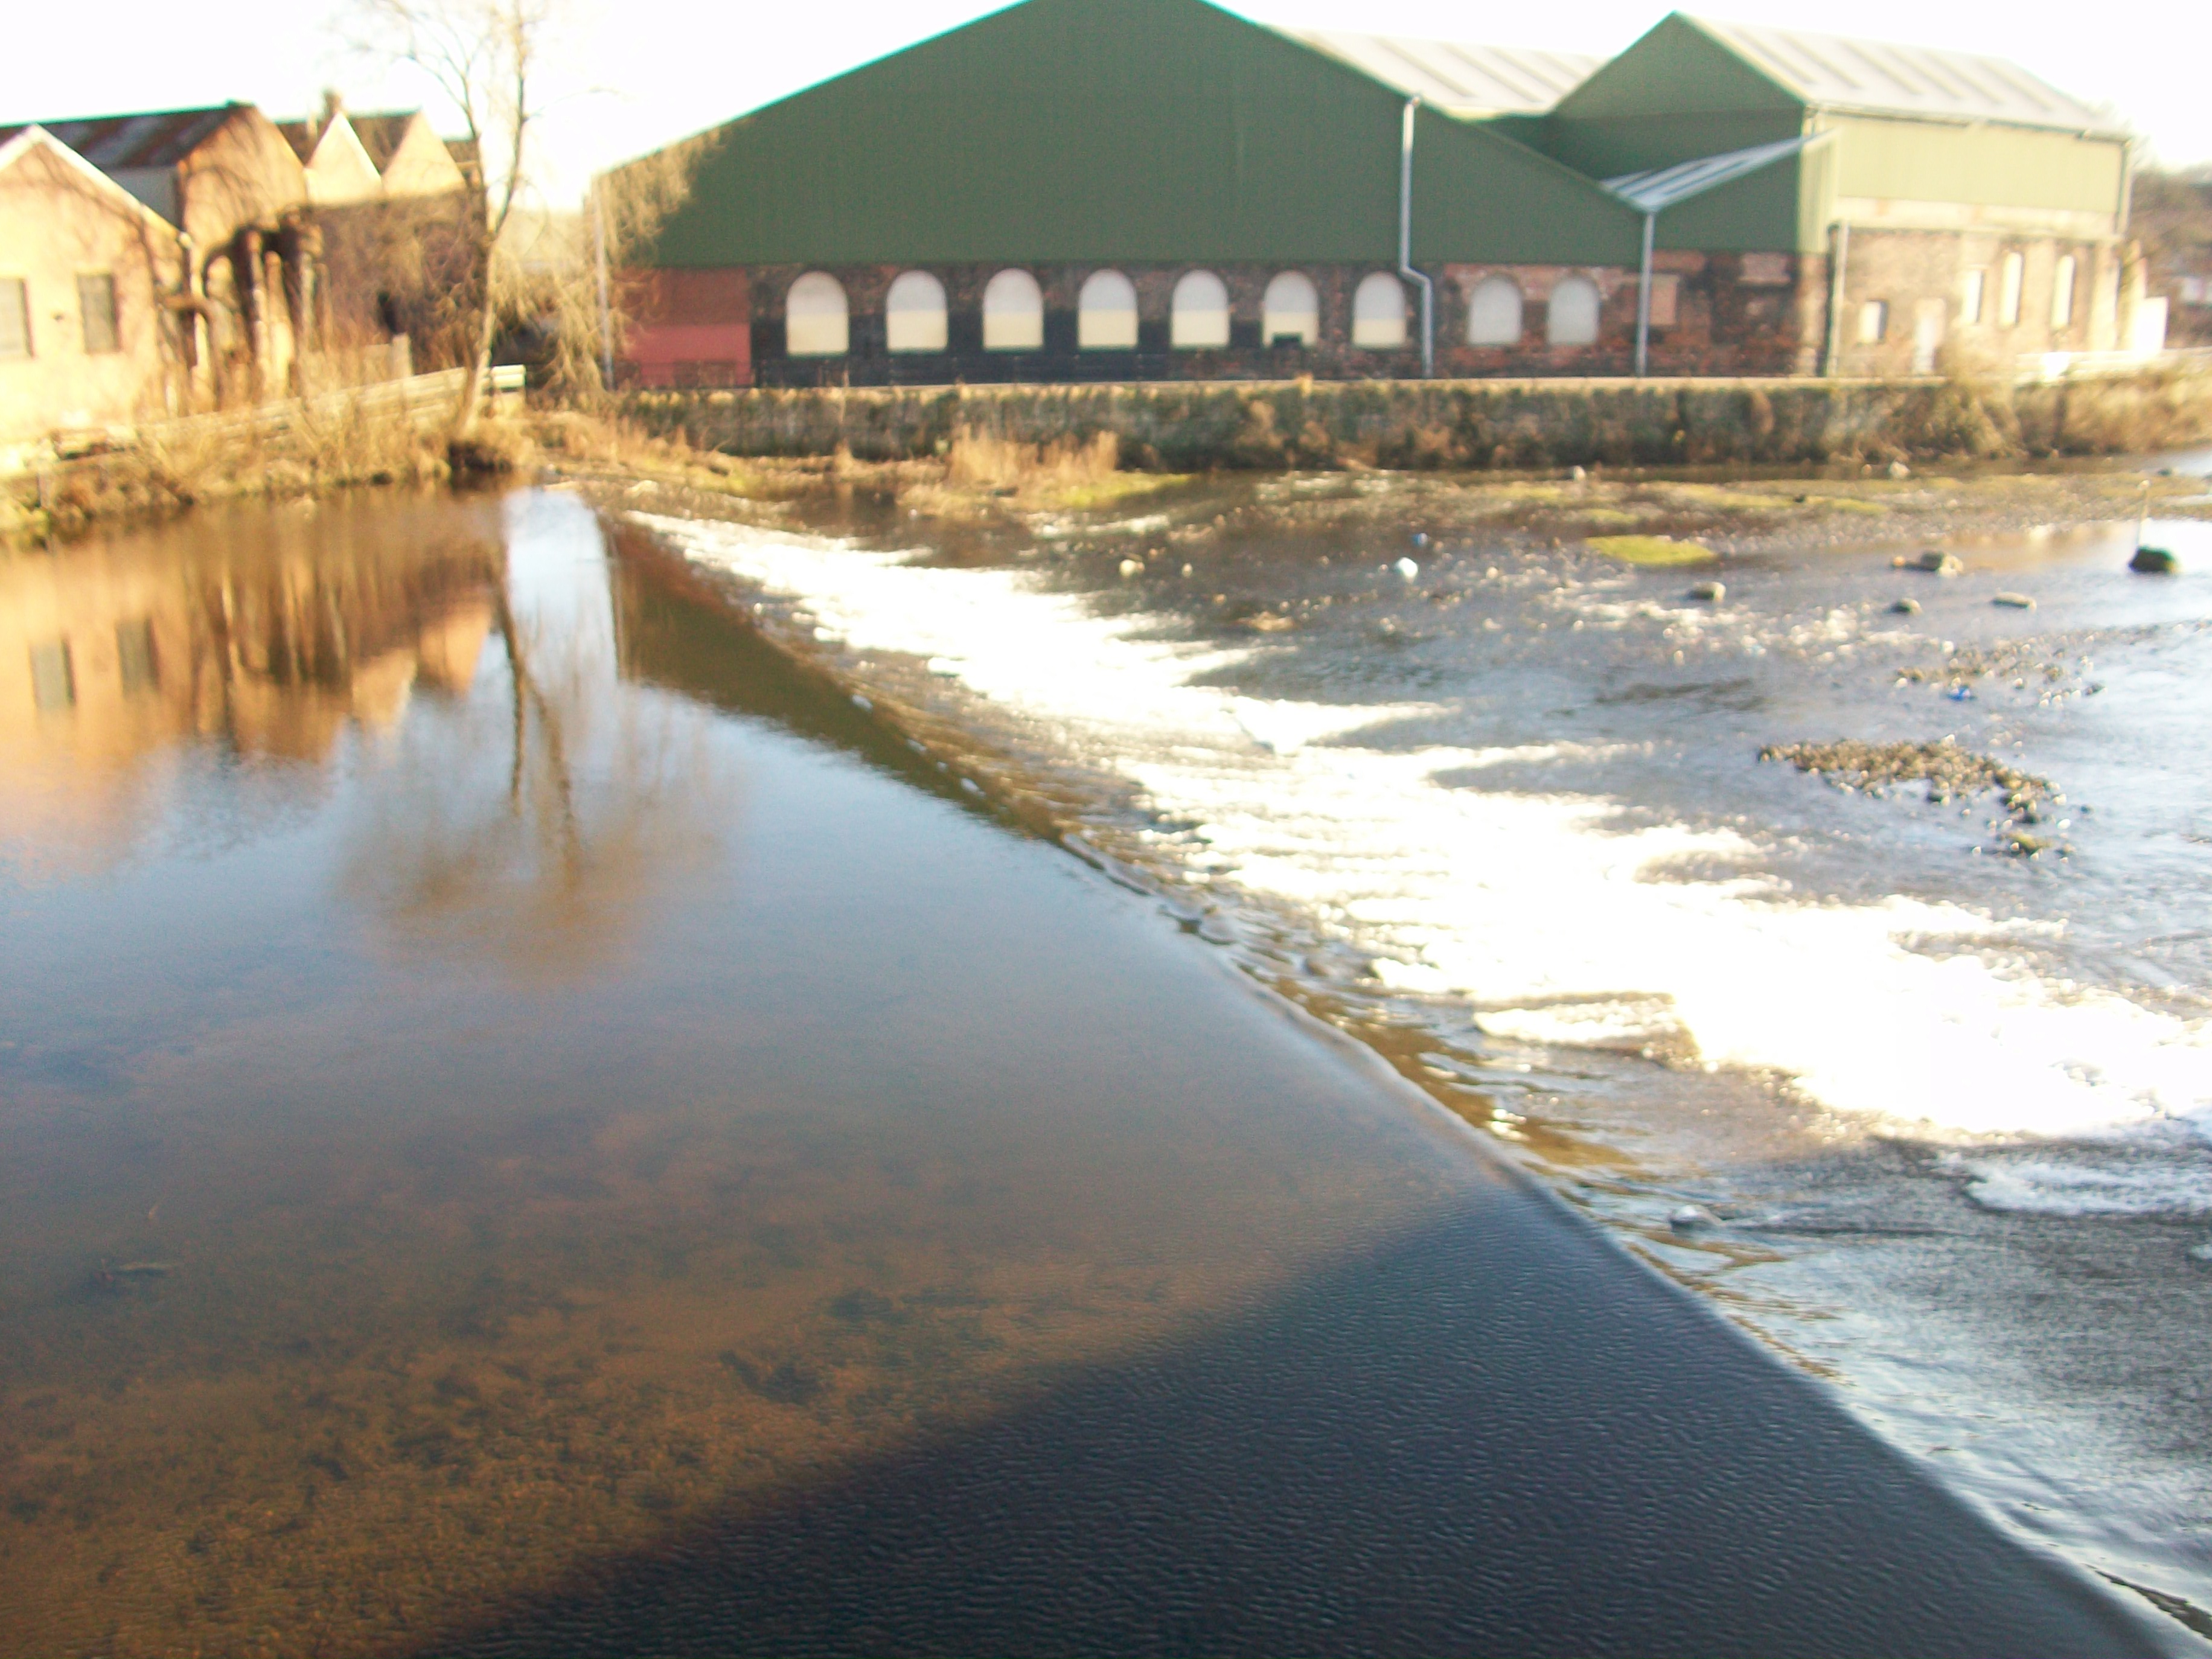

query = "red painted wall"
[619, 268, 750, 387]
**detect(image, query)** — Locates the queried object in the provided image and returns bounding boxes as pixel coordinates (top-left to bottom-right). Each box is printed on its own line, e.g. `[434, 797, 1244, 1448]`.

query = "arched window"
[1465, 274, 1523, 347]
[2051, 255, 2077, 328]
[1262, 271, 1319, 347]
[1351, 272, 1406, 349]
[1171, 270, 1230, 349]
[1078, 269, 1139, 350]
[1998, 251, 2024, 326]
[1547, 274, 1600, 347]
[885, 270, 947, 353]
[785, 272, 848, 357]
[982, 268, 1043, 351]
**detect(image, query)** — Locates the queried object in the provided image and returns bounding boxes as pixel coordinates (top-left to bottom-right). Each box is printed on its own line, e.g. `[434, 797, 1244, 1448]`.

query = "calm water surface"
[0, 482, 2196, 1656]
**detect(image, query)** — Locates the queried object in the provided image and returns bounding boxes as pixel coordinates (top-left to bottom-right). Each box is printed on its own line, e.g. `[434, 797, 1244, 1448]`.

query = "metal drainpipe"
[1635, 211, 1656, 378]
[1824, 220, 1851, 377]
[1399, 97, 1434, 379]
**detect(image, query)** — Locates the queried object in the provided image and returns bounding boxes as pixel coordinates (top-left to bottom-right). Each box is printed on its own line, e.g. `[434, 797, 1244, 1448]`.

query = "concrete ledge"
[621, 367, 2212, 470]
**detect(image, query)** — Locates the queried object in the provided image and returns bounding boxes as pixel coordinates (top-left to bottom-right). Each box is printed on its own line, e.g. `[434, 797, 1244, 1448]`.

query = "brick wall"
[633, 235, 2125, 388]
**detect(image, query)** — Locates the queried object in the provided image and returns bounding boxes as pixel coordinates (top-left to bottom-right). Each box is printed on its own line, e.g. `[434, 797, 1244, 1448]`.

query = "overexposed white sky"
[5, 0, 2205, 209]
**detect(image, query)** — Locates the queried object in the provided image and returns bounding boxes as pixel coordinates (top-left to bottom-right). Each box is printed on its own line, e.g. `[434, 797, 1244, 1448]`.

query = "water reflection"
[0, 497, 500, 871]
[1, 490, 1444, 1654]
[340, 497, 732, 980]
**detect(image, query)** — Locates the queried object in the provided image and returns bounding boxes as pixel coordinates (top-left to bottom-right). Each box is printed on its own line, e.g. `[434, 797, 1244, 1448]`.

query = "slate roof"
[2, 105, 241, 169]
[1685, 16, 2123, 135]
[1292, 32, 1601, 117]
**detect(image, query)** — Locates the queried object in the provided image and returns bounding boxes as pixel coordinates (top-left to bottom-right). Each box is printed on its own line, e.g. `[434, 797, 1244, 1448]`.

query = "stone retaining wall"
[620, 367, 2212, 471]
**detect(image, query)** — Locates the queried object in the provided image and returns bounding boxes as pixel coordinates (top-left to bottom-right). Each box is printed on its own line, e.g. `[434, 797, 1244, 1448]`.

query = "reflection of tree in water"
[342, 550, 734, 981]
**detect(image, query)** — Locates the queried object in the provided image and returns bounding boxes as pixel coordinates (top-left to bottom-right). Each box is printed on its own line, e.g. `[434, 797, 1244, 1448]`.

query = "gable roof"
[625, 0, 1637, 269]
[1290, 33, 1599, 118]
[7, 105, 243, 170]
[0, 125, 185, 239]
[1681, 16, 2122, 135]
[346, 112, 426, 170]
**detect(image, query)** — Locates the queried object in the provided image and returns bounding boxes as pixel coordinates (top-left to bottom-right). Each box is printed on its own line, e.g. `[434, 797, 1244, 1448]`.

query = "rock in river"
[2130, 546, 2179, 574]
[1894, 549, 1963, 576]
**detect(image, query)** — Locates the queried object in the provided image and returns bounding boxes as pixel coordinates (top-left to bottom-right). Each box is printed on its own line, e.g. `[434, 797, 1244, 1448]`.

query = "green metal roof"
[625, 0, 1638, 270]
[1535, 11, 2126, 238]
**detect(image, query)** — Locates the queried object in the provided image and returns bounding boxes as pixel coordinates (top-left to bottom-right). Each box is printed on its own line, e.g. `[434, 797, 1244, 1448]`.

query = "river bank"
[0, 380, 531, 543]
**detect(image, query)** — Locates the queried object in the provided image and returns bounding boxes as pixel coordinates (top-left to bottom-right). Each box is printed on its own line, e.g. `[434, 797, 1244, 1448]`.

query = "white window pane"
[982, 269, 1043, 351]
[1262, 271, 1318, 347]
[1999, 252, 2024, 326]
[1961, 269, 1985, 325]
[1857, 299, 1888, 344]
[1171, 270, 1230, 349]
[2052, 256, 2076, 327]
[1078, 269, 1139, 350]
[1352, 272, 1405, 348]
[786, 272, 848, 357]
[1547, 275, 1600, 347]
[886, 270, 947, 353]
[1466, 275, 1522, 346]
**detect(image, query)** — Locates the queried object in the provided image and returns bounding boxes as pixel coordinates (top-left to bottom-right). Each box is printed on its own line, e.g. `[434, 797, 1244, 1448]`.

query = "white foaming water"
[650, 519, 2212, 1145]
[1948, 1151, 2212, 1218]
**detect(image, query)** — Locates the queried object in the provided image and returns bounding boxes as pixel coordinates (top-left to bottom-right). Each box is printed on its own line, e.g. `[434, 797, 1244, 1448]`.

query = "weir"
[621, 365, 2212, 471]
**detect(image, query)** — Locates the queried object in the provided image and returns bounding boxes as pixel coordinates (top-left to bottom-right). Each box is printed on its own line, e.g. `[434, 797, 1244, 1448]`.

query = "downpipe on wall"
[1635, 211, 1655, 378]
[1824, 220, 1852, 377]
[1399, 97, 1434, 379]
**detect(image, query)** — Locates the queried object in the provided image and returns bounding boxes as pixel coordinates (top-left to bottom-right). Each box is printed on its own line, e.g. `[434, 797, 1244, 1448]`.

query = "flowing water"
[641, 461, 2212, 1632]
[2, 477, 2207, 1654]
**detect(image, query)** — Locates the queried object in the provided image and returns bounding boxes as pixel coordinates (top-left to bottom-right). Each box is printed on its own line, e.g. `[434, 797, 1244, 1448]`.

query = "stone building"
[1, 98, 481, 443]
[276, 101, 479, 371]
[1521, 14, 2140, 377]
[609, 0, 2146, 386]
[0, 126, 186, 443]
[4, 104, 318, 407]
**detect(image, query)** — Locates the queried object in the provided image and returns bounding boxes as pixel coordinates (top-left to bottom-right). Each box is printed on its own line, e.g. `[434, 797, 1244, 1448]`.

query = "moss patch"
[1586, 535, 1718, 566]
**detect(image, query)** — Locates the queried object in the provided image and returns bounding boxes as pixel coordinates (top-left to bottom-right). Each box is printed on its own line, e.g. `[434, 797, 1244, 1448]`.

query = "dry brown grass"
[2, 379, 515, 542]
[946, 429, 1118, 491]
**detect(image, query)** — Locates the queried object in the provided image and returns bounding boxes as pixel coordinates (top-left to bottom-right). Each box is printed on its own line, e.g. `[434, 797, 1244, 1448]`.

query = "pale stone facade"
[0, 129, 185, 443]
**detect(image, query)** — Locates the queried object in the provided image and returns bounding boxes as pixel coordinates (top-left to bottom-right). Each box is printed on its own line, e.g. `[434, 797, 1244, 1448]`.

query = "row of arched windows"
[785, 269, 1605, 357]
[1466, 274, 1600, 347]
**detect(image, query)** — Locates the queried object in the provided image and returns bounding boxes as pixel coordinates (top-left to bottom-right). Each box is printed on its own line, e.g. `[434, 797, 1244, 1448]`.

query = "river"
[0, 476, 2202, 1655]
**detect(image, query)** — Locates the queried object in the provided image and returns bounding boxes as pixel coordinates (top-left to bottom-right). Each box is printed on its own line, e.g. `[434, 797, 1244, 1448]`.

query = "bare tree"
[346, 0, 555, 437]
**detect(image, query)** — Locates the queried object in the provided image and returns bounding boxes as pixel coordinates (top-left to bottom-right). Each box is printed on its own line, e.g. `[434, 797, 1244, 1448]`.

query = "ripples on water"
[644, 481, 2212, 1620]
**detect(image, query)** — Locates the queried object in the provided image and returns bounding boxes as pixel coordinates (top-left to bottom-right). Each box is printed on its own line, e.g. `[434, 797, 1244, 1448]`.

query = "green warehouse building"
[609, 0, 2141, 387]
